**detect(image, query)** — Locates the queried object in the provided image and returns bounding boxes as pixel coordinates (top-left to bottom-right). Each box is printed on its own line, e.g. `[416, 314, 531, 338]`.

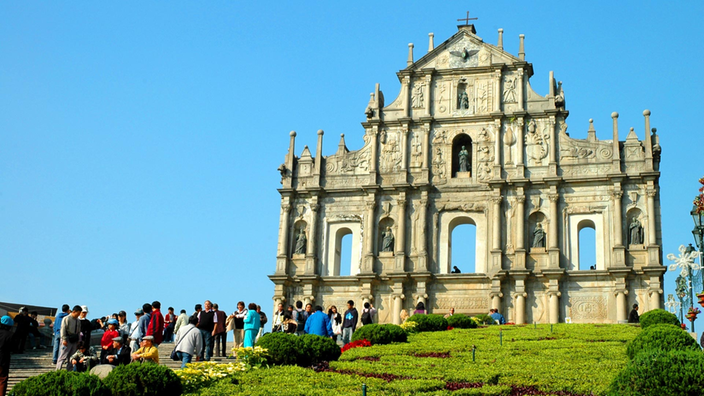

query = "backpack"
[361, 310, 372, 325]
[295, 309, 307, 331]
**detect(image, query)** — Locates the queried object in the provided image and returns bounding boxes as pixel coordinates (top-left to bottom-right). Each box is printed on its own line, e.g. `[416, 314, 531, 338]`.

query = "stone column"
[492, 195, 503, 251]
[515, 118, 525, 177]
[305, 200, 319, 274]
[515, 293, 526, 324]
[646, 188, 657, 246]
[362, 199, 376, 273]
[392, 294, 404, 324]
[417, 192, 429, 272]
[401, 127, 409, 171]
[490, 292, 502, 311]
[615, 290, 627, 323]
[421, 126, 430, 171]
[493, 119, 502, 177]
[548, 291, 560, 324]
[395, 194, 407, 272]
[370, 126, 378, 173]
[515, 195, 526, 250]
[649, 288, 662, 310]
[403, 76, 411, 118]
[548, 116, 557, 175]
[643, 110, 653, 171]
[424, 75, 432, 116]
[611, 112, 621, 173]
[517, 69, 525, 111]
[276, 202, 292, 274]
[612, 189, 623, 247]
[548, 193, 559, 249]
[493, 70, 501, 113]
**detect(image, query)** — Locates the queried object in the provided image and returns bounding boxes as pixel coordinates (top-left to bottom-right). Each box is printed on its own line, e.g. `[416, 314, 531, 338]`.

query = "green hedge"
[626, 324, 700, 359]
[447, 314, 478, 329]
[103, 362, 183, 396]
[473, 313, 496, 325]
[608, 349, 704, 396]
[351, 324, 408, 345]
[256, 332, 340, 366]
[405, 314, 448, 332]
[10, 370, 110, 396]
[638, 308, 680, 329]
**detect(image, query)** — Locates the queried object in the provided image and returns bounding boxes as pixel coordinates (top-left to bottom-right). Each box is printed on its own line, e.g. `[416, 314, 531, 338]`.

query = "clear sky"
[1, 2, 703, 330]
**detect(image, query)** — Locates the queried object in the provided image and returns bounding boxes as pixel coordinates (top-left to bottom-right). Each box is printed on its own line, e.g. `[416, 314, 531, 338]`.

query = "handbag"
[171, 327, 196, 361]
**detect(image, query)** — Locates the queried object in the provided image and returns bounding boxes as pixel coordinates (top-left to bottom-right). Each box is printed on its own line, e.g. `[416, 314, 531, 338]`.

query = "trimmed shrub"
[608, 349, 704, 396]
[10, 370, 110, 396]
[447, 314, 478, 329]
[638, 308, 680, 329]
[626, 324, 700, 359]
[256, 332, 341, 366]
[103, 362, 183, 396]
[472, 313, 496, 325]
[297, 334, 341, 366]
[351, 324, 408, 345]
[406, 314, 448, 332]
[256, 332, 299, 366]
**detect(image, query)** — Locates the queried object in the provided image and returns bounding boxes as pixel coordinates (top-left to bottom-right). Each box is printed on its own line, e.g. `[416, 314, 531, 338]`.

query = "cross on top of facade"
[457, 11, 478, 26]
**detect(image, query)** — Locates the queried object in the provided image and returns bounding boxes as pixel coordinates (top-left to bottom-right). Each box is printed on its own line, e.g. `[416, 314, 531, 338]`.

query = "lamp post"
[675, 275, 687, 324]
[668, 245, 700, 332]
[665, 294, 681, 319]
[691, 204, 704, 289]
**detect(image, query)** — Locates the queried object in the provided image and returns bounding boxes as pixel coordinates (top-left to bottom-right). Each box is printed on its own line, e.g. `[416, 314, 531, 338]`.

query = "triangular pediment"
[411, 28, 520, 71]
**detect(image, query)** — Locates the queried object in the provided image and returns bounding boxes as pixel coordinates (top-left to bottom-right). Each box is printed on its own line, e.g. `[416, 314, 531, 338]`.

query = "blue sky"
[1, 2, 702, 329]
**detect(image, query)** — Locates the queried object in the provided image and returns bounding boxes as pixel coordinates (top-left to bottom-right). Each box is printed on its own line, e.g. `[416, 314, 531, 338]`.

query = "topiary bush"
[297, 334, 341, 366]
[10, 370, 110, 396]
[256, 332, 341, 367]
[638, 308, 680, 329]
[608, 349, 704, 396]
[626, 324, 700, 359]
[406, 314, 448, 332]
[103, 362, 183, 396]
[473, 313, 496, 325]
[351, 324, 408, 345]
[256, 332, 299, 366]
[447, 314, 478, 329]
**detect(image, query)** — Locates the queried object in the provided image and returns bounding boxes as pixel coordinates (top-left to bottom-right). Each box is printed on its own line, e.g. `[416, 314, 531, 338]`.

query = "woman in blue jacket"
[243, 303, 260, 348]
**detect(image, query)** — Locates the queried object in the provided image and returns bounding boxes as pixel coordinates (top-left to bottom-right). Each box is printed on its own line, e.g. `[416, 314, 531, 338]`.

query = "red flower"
[681, 323, 687, 330]
[446, 326, 454, 331]
[341, 339, 372, 353]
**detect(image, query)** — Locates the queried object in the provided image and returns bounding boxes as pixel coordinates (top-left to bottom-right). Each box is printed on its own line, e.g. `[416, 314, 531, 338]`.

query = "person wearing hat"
[69, 341, 98, 372]
[117, 311, 130, 344]
[103, 336, 131, 366]
[11, 307, 30, 354]
[128, 309, 144, 353]
[99, 318, 120, 363]
[0, 315, 17, 396]
[131, 335, 159, 364]
[56, 305, 83, 371]
[78, 306, 93, 347]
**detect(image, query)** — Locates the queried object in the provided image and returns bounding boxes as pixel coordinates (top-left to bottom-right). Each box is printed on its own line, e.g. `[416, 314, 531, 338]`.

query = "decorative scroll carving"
[438, 202, 486, 212]
[560, 164, 611, 176]
[325, 144, 370, 175]
[569, 296, 608, 321]
[435, 297, 489, 311]
[327, 214, 362, 223]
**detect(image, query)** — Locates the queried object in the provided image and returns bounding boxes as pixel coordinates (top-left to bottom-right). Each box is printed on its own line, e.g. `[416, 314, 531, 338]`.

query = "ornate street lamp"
[692, 204, 704, 289]
[676, 275, 687, 324]
[668, 244, 700, 332]
[665, 294, 681, 318]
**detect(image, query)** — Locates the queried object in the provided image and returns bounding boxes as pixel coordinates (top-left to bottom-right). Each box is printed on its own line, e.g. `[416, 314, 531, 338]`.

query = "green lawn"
[188, 324, 640, 396]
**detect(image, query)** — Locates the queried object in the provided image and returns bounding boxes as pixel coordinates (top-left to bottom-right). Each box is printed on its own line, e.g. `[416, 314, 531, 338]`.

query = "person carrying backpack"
[361, 302, 376, 325]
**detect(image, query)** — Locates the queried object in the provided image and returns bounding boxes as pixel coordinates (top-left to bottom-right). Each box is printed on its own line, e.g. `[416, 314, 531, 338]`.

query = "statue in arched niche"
[628, 218, 643, 245]
[458, 146, 470, 172]
[294, 228, 307, 254]
[381, 227, 395, 252]
[532, 223, 546, 248]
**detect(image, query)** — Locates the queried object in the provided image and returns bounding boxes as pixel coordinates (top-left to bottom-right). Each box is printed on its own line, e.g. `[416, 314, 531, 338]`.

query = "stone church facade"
[269, 23, 665, 324]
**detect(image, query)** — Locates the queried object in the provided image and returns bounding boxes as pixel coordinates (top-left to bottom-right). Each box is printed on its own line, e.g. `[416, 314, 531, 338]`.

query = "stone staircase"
[8, 343, 231, 392]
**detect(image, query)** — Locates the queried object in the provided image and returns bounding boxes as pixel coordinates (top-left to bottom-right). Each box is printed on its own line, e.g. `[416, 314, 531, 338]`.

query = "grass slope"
[189, 324, 640, 396]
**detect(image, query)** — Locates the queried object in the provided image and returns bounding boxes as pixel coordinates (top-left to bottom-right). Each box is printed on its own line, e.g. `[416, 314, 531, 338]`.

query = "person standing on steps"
[0, 315, 17, 396]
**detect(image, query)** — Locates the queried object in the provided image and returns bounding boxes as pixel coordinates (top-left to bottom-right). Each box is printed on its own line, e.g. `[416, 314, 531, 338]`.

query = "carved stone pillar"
[615, 289, 628, 323]
[517, 68, 525, 111]
[417, 192, 429, 272]
[493, 70, 501, 113]
[548, 291, 561, 324]
[370, 126, 379, 174]
[646, 188, 657, 246]
[424, 74, 432, 116]
[305, 199, 319, 274]
[612, 188, 624, 247]
[401, 127, 409, 171]
[643, 110, 653, 171]
[392, 294, 404, 324]
[515, 293, 526, 324]
[611, 112, 621, 173]
[649, 288, 662, 310]
[493, 119, 502, 178]
[276, 202, 292, 274]
[514, 194, 526, 269]
[490, 292, 503, 311]
[492, 195, 502, 251]
[548, 116, 557, 175]
[395, 194, 407, 272]
[421, 126, 430, 171]
[515, 118, 525, 178]
[403, 76, 411, 118]
[362, 199, 376, 273]
[548, 193, 559, 249]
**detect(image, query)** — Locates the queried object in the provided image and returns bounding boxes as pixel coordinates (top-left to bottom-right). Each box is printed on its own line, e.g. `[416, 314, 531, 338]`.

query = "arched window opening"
[577, 221, 596, 271]
[451, 134, 473, 178]
[450, 223, 477, 273]
[336, 231, 353, 276]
